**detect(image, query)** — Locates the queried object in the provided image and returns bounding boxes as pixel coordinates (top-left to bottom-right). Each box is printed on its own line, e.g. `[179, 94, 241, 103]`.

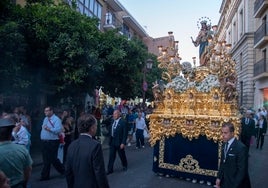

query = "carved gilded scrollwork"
[149, 111, 241, 146]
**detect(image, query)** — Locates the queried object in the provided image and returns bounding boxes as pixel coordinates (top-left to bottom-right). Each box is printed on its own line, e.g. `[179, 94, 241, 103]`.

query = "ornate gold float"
[150, 28, 241, 181]
[149, 30, 240, 146]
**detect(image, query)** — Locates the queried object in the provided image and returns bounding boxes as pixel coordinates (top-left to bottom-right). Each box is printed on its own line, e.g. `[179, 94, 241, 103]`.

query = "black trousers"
[41, 140, 65, 178]
[135, 129, 145, 148]
[107, 141, 127, 172]
[256, 129, 265, 148]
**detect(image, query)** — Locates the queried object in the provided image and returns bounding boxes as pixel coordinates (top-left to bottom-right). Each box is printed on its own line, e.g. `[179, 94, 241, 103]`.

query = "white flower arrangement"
[196, 75, 220, 92]
[165, 76, 189, 93]
[165, 74, 220, 93]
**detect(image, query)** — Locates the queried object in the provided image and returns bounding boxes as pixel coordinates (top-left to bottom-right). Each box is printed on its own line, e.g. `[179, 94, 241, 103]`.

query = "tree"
[0, 21, 29, 94]
[96, 30, 161, 100]
[0, 0, 162, 107]
[0, 1, 102, 106]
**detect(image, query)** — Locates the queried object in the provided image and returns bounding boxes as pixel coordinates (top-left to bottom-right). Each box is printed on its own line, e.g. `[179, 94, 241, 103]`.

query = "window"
[90, 0, 94, 10]
[239, 53, 243, 71]
[122, 24, 130, 36]
[85, 0, 89, 8]
[76, 0, 102, 20]
[77, 1, 84, 14]
[240, 81, 243, 106]
[262, 16, 267, 35]
[233, 21, 237, 45]
[263, 49, 267, 72]
[228, 30, 232, 44]
[239, 9, 243, 36]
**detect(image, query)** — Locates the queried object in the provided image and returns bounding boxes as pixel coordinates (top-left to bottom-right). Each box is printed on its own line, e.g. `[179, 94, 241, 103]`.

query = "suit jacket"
[240, 117, 255, 137]
[217, 139, 251, 188]
[109, 118, 127, 147]
[66, 135, 109, 188]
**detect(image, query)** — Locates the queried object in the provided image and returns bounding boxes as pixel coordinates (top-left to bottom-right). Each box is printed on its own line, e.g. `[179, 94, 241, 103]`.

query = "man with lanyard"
[40, 106, 65, 181]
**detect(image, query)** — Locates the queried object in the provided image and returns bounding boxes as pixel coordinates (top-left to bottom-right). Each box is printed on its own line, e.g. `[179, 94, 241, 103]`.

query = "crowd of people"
[0, 102, 152, 187]
[0, 102, 267, 187]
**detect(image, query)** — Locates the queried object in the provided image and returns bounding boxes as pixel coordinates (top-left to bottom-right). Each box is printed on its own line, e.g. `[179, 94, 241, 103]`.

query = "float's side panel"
[153, 135, 219, 183]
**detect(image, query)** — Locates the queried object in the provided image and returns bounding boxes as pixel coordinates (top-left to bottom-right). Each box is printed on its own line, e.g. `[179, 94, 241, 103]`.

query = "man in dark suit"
[65, 114, 109, 188]
[240, 110, 255, 153]
[215, 122, 251, 188]
[107, 110, 128, 174]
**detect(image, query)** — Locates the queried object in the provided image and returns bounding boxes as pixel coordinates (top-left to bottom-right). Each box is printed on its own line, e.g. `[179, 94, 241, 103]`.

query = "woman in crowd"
[256, 114, 267, 149]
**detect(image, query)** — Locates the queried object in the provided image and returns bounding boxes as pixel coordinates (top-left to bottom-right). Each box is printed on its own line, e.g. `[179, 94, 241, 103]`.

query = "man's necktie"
[246, 118, 249, 124]
[224, 142, 229, 161]
[112, 121, 117, 137]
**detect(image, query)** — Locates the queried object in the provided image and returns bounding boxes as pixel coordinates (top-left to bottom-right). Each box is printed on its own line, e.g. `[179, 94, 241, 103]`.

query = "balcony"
[122, 16, 148, 38]
[254, 58, 268, 79]
[254, 0, 268, 18]
[103, 12, 120, 30]
[254, 22, 268, 48]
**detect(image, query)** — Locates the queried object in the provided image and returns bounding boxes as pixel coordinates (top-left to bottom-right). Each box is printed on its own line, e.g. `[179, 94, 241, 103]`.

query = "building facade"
[68, 0, 168, 56]
[253, 0, 268, 109]
[217, 0, 256, 109]
[13, 0, 169, 57]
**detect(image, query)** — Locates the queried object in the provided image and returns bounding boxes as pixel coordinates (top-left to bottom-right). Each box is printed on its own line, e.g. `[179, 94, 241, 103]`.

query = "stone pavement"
[30, 135, 110, 167]
[29, 135, 268, 188]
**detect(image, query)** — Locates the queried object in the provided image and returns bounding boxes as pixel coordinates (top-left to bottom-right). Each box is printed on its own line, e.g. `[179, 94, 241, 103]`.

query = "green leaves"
[0, 1, 161, 104]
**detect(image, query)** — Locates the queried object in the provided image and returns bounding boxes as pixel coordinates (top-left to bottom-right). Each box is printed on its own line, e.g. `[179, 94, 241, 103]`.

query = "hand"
[215, 178, 221, 188]
[43, 125, 50, 132]
[13, 125, 21, 132]
[120, 144, 125, 149]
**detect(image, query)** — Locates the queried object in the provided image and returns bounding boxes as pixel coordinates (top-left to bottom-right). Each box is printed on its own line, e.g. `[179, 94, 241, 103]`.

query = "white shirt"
[135, 117, 146, 130]
[226, 137, 235, 151]
[111, 118, 120, 137]
[80, 133, 93, 138]
[259, 119, 264, 129]
[12, 126, 29, 146]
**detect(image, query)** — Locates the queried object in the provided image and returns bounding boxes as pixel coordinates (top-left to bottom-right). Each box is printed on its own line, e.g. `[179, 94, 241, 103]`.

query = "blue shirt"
[126, 113, 135, 123]
[40, 114, 62, 140]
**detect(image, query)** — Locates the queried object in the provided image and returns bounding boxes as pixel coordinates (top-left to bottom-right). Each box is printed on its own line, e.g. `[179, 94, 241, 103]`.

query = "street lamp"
[142, 58, 153, 107]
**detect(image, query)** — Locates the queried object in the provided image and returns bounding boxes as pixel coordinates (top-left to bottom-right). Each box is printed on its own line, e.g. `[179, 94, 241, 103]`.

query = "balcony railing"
[254, 58, 267, 77]
[103, 12, 121, 30]
[255, 0, 264, 14]
[254, 22, 268, 46]
[254, 0, 268, 17]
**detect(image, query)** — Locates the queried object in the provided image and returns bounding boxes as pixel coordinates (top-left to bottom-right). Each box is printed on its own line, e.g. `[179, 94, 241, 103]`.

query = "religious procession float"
[149, 18, 241, 184]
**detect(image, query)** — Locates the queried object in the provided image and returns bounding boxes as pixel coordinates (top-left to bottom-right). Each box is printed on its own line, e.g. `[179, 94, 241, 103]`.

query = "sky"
[119, 0, 222, 64]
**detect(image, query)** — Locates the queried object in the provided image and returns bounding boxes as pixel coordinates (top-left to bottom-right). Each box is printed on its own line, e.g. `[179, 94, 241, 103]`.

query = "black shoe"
[40, 177, 49, 181]
[106, 171, 113, 175]
[123, 166, 127, 171]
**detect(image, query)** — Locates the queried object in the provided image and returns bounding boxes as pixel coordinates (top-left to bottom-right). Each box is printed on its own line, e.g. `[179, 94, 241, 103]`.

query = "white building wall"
[218, 0, 255, 109]
[253, 4, 268, 110]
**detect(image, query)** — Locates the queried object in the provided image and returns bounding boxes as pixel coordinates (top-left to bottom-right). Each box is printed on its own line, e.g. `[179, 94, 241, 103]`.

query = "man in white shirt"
[135, 111, 148, 149]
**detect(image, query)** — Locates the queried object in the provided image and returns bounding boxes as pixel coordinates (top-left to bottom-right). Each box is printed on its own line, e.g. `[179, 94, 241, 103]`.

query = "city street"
[28, 136, 268, 188]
